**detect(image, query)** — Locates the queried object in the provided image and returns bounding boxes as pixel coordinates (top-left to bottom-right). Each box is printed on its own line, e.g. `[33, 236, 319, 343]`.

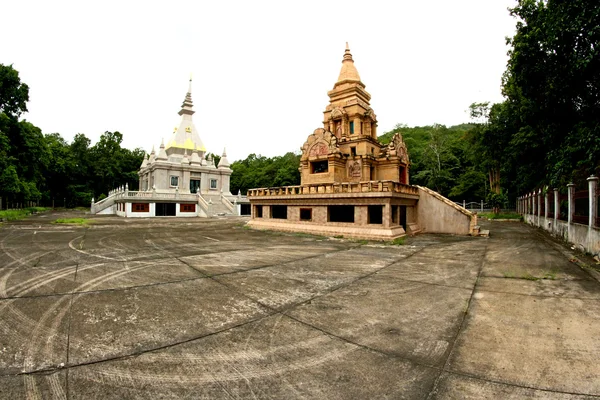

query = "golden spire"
[337, 42, 361, 83]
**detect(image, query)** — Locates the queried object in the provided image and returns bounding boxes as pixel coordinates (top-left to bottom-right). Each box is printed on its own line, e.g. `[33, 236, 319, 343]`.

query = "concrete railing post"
[537, 189, 542, 225]
[532, 191, 537, 217]
[544, 190, 549, 219]
[553, 188, 559, 222]
[588, 175, 598, 227]
[567, 183, 576, 225]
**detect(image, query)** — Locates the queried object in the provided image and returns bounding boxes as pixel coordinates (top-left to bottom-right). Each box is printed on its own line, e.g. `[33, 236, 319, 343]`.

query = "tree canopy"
[0, 64, 144, 208]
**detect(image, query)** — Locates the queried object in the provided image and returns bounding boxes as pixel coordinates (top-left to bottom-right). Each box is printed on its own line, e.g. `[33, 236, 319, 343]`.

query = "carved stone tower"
[299, 44, 410, 186]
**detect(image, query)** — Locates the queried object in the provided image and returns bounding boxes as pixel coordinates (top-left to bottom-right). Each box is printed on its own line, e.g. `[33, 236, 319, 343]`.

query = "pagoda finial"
[188, 74, 192, 94]
[343, 42, 353, 61]
[336, 42, 360, 83]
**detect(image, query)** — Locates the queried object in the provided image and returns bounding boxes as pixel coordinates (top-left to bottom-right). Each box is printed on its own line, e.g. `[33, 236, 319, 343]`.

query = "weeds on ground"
[391, 237, 405, 246]
[0, 207, 49, 221]
[502, 270, 558, 281]
[53, 218, 90, 225]
[333, 235, 344, 239]
[479, 212, 522, 220]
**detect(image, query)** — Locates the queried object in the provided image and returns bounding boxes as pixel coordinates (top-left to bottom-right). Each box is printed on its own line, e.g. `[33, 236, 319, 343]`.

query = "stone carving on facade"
[385, 132, 409, 164]
[301, 128, 341, 160]
[348, 159, 362, 178]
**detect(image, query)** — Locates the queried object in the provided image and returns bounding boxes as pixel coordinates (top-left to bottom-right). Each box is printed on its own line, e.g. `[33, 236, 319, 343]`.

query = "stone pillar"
[354, 117, 361, 136]
[383, 203, 391, 228]
[553, 188, 559, 221]
[588, 175, 598, 227]
[544, 190, 549, 219]
[532, 191, 537, 216]
[567, 183, 576, 225]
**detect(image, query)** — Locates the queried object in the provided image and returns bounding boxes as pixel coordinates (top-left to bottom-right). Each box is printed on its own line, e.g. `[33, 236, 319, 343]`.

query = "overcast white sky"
[1, 0, 516, 162]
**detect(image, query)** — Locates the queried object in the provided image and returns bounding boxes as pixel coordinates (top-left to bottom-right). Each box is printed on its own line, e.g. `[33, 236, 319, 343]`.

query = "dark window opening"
[300, 208, 312, 221]
[350, 121, 354, 134]
[370, 166, 375, 180]
[311, 160, 329, 173]
[240, 204, 251, 215]
[350, 147, 356, 156]
[399, 166, 407, 184]
[400, 206, 407, 230]
[392, 205, 399, 224]
[368, 205, 383, 224]
[328, 205, 354, 223]
[255, 205, 263, 218]
[272, 205, 287, 219]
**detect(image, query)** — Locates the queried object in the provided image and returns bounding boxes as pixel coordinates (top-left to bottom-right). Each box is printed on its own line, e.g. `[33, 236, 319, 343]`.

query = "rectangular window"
[368, 205, 383, 224]
[350, 147, 356, 156]
[170, 176, 179, 187]
[328, 205, 354, 223]
[300, 208, 312, 221]
[349, 121, 354, 134]
[180, 203, 196, 213]
[272, 205, 287, 219]
[311, 160, 328, 174]
[132, 203, 149, 212]
[210, 179, 218, 189]
[255, 205, 263, 218]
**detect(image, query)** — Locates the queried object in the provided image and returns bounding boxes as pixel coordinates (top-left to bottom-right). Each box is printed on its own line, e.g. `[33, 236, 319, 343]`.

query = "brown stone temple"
[247, 44, 477, 240]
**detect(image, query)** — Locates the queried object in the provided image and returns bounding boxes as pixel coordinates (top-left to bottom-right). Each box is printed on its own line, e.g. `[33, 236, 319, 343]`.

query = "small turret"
[157, 139, 168, 161]
[218, 148, 230, 169]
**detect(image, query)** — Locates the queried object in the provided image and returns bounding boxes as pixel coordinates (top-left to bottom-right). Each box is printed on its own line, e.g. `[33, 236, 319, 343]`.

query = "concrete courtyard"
[1, 211, 599, 399]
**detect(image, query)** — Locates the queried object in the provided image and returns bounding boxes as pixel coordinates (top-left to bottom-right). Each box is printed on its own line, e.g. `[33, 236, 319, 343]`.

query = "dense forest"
[2, 0, 598, 209]
[0, 64, 144, 208]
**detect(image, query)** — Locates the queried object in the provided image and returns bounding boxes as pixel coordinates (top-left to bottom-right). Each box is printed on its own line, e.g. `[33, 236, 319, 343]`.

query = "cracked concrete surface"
[0, 212, 599, 399]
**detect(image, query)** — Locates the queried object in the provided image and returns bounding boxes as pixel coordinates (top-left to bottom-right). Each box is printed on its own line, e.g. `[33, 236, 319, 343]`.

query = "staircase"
[201, 194, 237, 217]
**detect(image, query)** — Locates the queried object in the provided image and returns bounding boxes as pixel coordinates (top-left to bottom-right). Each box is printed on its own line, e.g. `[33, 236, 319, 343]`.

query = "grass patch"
[480, 212, 522, 220]
[53, 218, 90, 225]
[543, 271, 557, 280]
[521, 273, 540, 281]
[502, 271, 516, 278]
[356, 239, 369, 245]
[390, 237, 405, 246]
[479, 212, 522, 220]
[0, 207, 49, 222]
[333, 235, 344, 239]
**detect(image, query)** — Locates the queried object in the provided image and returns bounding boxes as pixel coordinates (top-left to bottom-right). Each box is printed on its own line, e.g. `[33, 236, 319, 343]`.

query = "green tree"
[0, 64, 29, 118]
[502, 0, 600, 188]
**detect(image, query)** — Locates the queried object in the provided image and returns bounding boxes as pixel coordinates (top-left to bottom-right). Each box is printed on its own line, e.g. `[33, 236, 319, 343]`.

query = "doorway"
[400, 206, 407, 230]
[156, 203, 176, 216]
[190, 179, 201, 193]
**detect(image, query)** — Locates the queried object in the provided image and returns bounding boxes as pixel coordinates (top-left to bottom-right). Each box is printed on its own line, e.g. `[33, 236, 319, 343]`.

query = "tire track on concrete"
[20, 261, 162, 396]
[13, 238, 456, 393]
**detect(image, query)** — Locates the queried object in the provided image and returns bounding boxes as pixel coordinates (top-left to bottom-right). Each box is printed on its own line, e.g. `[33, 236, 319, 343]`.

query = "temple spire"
[336, 42, 361, 84]
[179, 77, 195, 116]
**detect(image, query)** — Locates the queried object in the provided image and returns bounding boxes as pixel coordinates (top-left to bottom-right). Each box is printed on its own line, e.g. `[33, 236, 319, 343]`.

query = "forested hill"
[378, 123, 486, 201]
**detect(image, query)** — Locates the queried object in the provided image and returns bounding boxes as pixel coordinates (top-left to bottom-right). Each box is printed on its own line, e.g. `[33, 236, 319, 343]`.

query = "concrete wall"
[524, 214, 600, 255]
[416, 186, 476, 235]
